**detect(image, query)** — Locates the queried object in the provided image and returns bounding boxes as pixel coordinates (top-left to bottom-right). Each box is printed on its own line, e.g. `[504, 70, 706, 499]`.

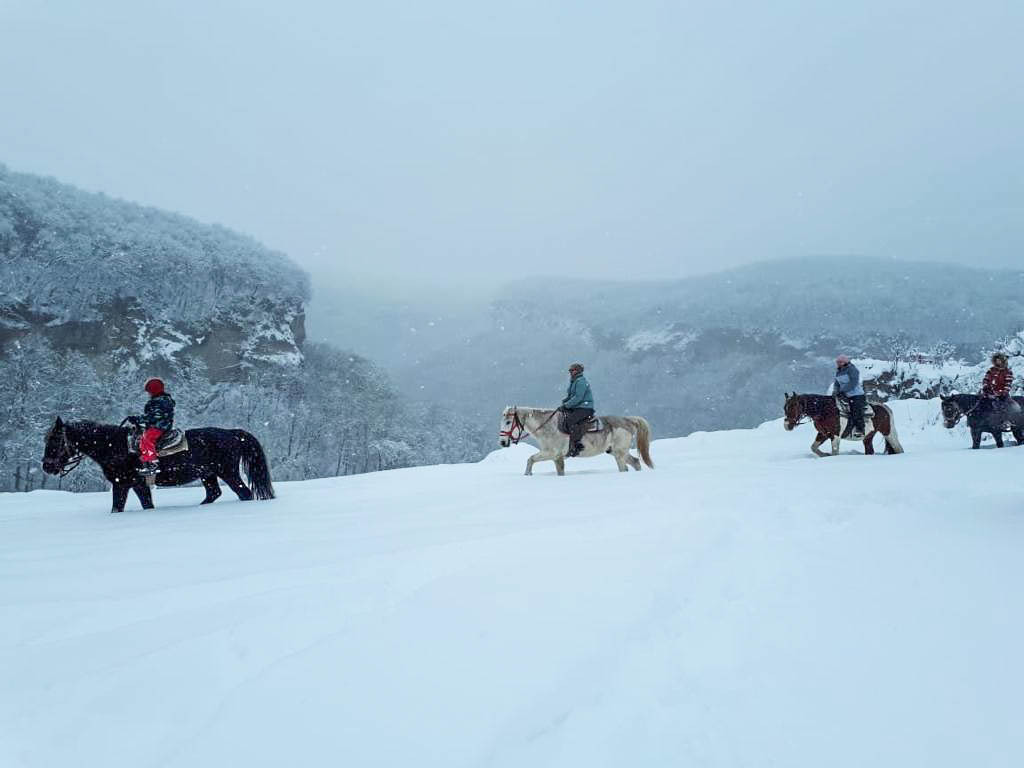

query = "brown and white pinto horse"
[783, 393, 904, 457]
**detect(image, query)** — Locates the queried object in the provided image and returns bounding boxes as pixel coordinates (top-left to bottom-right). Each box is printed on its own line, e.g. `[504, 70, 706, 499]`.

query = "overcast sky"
[2, 0, 1022, 295]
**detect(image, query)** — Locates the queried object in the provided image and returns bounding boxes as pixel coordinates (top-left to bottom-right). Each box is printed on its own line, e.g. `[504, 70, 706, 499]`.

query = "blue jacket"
[834, 363, 864, 397]
[562, 374, 594, 410]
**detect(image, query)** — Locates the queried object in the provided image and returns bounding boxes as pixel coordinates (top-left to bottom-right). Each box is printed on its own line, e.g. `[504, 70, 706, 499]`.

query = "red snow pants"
[140, 428, 164, 463]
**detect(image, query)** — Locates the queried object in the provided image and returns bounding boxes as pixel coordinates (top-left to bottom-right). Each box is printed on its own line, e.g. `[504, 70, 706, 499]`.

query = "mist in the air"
[1, 0, 1021, 304]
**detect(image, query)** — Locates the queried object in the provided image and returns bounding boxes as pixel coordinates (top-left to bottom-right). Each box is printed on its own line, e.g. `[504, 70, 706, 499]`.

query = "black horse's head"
[783, 392, 804, 431]
[42, 417, 77, 475]
[939, 395, 964, 429]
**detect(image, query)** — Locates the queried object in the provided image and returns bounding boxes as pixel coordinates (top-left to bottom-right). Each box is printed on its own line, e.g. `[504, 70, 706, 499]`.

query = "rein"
[787, 395, 840, 431]
[500, 408, 557, 445]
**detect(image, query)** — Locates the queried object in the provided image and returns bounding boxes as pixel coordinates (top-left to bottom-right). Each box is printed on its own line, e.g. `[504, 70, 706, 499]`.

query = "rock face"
[0, 164, 309, 379]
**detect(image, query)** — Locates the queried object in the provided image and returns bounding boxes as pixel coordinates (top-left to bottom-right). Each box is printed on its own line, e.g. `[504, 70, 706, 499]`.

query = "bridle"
[500, 408, 530, 445]
[943, 397, 979, 427]
[785, 396, 810, 429]
[51, 423, 83, 476]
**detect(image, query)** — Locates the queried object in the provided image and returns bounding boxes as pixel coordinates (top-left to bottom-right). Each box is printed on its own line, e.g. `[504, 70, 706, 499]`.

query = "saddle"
[127, 427, 189, 457]
[557, 411, 603, 434]
[836, 397, 874, 436]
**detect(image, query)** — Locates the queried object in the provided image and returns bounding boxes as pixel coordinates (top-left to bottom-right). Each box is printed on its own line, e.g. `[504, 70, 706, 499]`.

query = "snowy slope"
[1, 399, 1022, 768]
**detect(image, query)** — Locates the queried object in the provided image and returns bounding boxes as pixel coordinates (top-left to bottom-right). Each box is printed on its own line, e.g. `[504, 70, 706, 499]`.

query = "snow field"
[1, 399, 1021, 767]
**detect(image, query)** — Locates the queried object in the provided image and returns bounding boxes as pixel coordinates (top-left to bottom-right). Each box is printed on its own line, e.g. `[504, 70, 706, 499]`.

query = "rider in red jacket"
[137, 378, 176, 476]
[981, 352, 1018, 426]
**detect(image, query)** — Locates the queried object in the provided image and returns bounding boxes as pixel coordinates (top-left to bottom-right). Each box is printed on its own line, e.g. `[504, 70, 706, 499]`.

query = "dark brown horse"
[783, 393, 904, 457]
[940, 394, 1024, 449]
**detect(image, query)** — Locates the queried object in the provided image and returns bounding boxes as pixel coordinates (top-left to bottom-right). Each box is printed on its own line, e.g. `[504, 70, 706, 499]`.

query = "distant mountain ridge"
[491, 255, 1024, 344]
[387, 256, 1024, 437]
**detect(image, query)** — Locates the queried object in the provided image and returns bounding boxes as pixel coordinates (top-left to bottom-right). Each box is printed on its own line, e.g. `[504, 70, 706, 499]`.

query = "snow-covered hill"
[1, 399, 1021, 767]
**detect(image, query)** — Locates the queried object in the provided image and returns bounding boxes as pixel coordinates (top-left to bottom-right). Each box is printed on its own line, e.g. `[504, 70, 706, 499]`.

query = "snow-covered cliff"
[0, 164, 308, 379]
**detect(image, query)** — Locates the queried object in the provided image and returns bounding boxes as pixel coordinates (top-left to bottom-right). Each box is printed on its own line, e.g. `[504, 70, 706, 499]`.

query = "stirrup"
[138, 463, 159, 477]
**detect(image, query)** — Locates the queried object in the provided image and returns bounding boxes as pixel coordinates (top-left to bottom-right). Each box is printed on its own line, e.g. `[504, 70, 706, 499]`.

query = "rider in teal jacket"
[561, 363, 595, 456]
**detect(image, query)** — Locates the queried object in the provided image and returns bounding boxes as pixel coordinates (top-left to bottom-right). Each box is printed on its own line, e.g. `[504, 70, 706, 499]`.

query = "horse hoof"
[111, 509, 122, 514]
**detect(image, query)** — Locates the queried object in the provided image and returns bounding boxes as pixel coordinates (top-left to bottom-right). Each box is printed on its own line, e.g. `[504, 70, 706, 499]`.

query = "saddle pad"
[128, 429, 189, 457]
[158, 432, 189, 457]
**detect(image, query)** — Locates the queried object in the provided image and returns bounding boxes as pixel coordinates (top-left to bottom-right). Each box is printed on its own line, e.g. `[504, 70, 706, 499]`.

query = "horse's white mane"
[504, 405, 555, 415]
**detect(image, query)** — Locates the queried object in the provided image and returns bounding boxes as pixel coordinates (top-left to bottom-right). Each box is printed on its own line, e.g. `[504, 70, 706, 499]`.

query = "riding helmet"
[144, 377, 165, 395]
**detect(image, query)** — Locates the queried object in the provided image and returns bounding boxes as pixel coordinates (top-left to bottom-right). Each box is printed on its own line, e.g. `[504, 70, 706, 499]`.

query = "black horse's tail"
[237, 430, 275, 500]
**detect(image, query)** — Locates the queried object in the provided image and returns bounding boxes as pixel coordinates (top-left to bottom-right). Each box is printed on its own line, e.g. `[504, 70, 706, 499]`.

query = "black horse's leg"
[994, 429, 1005, 448]
[111, 482, 130, 513]
[200, 476, 222, 505]
[971, 425, 982, 449]
[1013, 427, 1024, 446]
[219, 468, 253, 501]
[132, 480, 155, 510]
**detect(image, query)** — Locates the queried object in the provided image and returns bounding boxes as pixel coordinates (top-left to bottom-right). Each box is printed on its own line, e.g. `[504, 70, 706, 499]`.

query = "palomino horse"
[783, 393, 903, 457]
[498, 406, 654, 476]
[940, 394, 1024, 448]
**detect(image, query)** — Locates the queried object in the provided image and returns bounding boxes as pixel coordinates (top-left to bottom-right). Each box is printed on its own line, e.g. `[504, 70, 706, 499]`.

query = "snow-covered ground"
[1, 399, 1022, 767]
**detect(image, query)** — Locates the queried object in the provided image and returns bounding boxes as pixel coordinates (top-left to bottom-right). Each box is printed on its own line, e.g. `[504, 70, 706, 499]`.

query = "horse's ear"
[55, 416, 63, 427]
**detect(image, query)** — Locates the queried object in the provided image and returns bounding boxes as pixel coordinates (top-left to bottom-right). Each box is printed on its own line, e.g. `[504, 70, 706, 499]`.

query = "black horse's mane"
[67, 419, 126, 434]
[64, 420, 131, 458]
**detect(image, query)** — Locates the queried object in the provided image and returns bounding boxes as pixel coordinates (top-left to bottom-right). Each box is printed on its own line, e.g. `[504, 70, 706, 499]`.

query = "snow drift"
[1, 399, 1021, 767]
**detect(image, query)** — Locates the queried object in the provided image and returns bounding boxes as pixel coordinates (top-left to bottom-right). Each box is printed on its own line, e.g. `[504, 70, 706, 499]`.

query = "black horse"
[42, 417, 275, 513]
[939, 394, 1024, 449]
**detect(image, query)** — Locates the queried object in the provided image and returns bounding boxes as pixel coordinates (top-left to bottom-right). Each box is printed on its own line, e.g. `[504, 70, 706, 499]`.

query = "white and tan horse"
[498, 406, 654, 476]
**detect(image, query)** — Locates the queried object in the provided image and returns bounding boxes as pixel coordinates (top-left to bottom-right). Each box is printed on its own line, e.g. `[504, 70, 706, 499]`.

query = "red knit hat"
[144, 377, 165, 395]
